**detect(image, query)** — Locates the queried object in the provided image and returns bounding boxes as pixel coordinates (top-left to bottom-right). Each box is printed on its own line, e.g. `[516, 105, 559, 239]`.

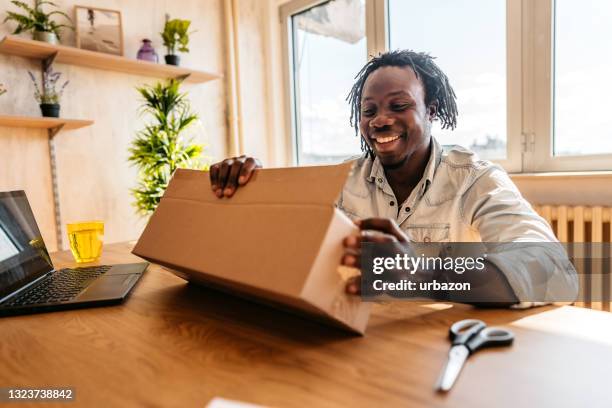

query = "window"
[281, 0, 612, 172]
[388, 0, 507, 161]
[285, 0, 367, 165]
[553, 0, 612, 156]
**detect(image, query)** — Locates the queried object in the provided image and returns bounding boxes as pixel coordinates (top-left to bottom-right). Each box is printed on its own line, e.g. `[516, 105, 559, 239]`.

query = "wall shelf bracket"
[48, 123, 65, 138]
[42, 51, 58, 71]
[175, 73, 192, 82]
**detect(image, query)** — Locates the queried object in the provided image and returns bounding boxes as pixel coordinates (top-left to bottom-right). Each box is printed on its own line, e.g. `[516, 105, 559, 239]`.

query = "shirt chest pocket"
[403, 224, 450, 243]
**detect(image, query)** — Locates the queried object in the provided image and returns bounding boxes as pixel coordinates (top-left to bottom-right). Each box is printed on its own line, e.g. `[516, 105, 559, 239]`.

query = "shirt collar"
[366, 137, 442, 195]
[421, 137, 442, 194]
[367, 155, 382, 183]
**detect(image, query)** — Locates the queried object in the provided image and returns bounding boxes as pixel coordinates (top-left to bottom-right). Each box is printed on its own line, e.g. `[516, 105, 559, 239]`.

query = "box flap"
[165, 161, 354, 206]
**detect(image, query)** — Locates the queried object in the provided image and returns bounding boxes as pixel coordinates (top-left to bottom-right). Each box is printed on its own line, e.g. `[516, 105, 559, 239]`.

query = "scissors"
[436, 319, 514, 392]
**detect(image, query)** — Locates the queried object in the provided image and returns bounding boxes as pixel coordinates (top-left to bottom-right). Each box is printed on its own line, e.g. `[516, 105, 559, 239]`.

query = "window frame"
[280, 0, 373, 166]
[384, 0, 522, 173]
[280, 0, 612, 172]
[525, 0, 612, 172]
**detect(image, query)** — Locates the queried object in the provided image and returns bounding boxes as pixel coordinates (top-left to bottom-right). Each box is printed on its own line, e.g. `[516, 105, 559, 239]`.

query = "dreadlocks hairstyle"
[347, 50, 458, 156]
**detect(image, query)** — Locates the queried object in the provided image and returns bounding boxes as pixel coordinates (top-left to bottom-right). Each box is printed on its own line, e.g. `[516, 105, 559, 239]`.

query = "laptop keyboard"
[3, 265, 112, 307]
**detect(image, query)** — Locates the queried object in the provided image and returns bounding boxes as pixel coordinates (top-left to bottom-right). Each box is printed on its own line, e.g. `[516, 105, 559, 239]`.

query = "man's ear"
[428, 101, 438, 121]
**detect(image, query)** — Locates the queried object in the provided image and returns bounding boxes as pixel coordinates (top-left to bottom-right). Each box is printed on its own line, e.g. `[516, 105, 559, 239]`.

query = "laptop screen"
[0, 191, 54, 301]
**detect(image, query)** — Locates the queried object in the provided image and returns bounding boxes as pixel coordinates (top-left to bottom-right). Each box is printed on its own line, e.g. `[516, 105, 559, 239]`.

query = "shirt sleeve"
[460, 165, 579, 305]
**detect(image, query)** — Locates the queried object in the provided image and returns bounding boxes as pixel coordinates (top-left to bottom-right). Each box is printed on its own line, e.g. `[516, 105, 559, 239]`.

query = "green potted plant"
[27, 65, 69, 117]
[3, 0, 73, 44]
[0, 83, 6, 96]
[128, 78, 207, 215]
[160, 15, 193, 66]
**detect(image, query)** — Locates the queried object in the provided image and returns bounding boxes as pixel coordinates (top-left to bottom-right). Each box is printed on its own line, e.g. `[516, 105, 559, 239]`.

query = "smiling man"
[209, 50, 578, 307]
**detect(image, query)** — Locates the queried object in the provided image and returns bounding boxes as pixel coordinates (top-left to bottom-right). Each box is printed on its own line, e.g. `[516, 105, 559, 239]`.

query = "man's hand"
[341, 218, 409, 295]
[209, 155, 262, 198]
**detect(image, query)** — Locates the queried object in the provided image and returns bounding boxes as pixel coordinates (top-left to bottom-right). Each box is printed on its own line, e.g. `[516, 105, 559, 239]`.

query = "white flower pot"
[33, 31, 58, 45]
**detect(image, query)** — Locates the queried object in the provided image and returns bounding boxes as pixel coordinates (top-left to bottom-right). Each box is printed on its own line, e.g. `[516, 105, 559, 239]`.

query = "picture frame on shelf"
[74, 6, 124, 56]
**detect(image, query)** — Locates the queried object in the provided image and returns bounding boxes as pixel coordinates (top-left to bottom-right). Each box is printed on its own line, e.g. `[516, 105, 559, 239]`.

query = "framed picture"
[74, 6, 124, 56]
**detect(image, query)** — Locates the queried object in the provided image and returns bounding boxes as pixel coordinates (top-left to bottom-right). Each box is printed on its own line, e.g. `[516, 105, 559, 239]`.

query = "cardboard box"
[132, 163, 371, 334]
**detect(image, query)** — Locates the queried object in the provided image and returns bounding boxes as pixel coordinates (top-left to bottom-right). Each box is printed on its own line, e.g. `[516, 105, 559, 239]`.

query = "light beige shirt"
[337, 138, 578, 304]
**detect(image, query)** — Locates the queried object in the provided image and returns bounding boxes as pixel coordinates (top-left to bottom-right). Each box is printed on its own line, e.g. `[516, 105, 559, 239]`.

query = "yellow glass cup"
[67, 221, 104, 263]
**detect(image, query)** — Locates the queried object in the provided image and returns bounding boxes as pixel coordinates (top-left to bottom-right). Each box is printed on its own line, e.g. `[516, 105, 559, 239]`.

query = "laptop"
[0, 190, 148, 316]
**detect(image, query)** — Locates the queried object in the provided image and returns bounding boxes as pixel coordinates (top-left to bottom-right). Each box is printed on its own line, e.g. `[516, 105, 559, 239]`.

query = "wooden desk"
[2, 242, 612, 408]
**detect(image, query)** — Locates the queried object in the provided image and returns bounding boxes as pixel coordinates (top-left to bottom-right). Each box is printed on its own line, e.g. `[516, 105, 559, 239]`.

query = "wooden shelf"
[0, 114, 93, 133]
[0, 35, 220, 84]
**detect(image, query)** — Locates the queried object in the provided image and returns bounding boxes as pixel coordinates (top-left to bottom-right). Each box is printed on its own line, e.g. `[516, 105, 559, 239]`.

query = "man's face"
[359, 66, 434, 167]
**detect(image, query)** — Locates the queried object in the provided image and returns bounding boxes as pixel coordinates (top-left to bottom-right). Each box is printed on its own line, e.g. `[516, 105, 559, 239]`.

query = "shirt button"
[405, 207, 410, 212]
[377, 177, 383, 183]
[389, 201, 395, 206]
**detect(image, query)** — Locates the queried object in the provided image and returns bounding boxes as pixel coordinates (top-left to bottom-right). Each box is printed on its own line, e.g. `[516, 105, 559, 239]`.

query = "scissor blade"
[437, 345, 469, 392]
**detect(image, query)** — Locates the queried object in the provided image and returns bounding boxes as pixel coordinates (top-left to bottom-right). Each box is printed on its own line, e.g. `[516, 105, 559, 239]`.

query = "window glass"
[553, 0, 612, 156]
[291, 0, 366, 165]
[388, 0, 507, 160]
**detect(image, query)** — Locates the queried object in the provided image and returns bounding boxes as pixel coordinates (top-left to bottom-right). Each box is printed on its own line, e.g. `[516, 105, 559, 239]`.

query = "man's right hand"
[209, 155, 262, 198]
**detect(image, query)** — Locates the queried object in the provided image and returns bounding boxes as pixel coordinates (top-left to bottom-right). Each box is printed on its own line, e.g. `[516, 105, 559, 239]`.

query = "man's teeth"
[375, 135, 400, 144]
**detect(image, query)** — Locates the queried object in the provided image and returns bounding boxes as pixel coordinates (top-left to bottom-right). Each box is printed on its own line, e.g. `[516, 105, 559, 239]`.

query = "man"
[209, 50, 577, 307]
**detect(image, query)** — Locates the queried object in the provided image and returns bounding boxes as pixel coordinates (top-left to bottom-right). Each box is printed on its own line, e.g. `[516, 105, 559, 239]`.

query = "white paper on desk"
[206, 397, 267, 408]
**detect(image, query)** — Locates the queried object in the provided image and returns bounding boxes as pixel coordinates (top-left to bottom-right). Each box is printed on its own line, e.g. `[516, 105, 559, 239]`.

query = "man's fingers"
[238, 157, 261, 185]
[341, 218, 408, 297]
[342, 234, 362, 249]
[342, 230, 395, 270]
[341, 253, 361, 268]
[360, 229, 399, 243]
[217, 160, 232, 192]
[208, 156, 261, 199]
[360, 218, 408, 242]
[209, 163, 220, 191]
[345, 275, 361, 295]
[224, 159, 245, 197]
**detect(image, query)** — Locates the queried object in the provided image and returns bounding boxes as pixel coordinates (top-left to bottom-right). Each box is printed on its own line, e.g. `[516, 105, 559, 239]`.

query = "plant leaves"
[129, 79, 204, 215]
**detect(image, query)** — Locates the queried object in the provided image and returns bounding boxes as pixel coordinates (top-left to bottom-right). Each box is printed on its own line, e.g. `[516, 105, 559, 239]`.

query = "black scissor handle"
[449, 319, 486, 346]
[466, 327, 515, 353]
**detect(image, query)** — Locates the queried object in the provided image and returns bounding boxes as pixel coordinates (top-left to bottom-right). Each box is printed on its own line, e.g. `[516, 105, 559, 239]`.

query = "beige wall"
[229, 0, 288, 167]
[0, 0, 228, 250]
[511, 174, 612, 207]
[234, 0, 271, 164]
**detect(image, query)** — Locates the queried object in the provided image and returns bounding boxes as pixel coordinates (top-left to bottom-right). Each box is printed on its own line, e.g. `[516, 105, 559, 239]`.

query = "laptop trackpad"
[77, 274, 140, 302]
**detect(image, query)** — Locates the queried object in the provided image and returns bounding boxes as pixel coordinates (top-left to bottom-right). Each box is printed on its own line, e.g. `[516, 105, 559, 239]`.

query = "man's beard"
[381, 154, 409, 170]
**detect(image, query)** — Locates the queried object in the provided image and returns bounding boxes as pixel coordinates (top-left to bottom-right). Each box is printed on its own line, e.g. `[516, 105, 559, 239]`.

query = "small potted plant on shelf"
[3, 0, 73, 45]
[160, 15, 193, 66]
[28, 66, 69, 118]
[0, 83, 6, 96]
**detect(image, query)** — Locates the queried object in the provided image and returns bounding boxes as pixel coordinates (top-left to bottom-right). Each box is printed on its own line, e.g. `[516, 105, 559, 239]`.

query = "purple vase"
[137, 39, 159, 63]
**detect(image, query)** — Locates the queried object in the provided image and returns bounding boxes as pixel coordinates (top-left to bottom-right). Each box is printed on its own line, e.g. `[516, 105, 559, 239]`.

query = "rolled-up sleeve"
[461, 165, 579, 304]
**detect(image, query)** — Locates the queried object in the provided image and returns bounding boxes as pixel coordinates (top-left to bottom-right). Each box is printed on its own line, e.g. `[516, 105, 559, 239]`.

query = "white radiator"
[533, 205, 612, 311]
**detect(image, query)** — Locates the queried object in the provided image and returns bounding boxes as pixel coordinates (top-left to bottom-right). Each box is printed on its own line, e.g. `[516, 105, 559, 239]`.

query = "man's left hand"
[341, 217, 409, 295]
